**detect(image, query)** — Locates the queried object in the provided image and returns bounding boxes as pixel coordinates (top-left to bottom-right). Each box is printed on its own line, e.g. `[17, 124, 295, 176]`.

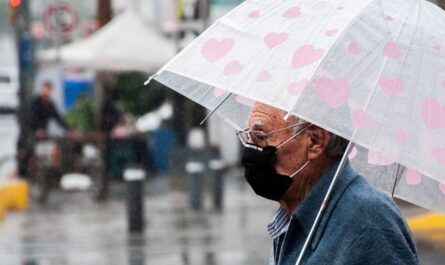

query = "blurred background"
[0, 0, 444, 264]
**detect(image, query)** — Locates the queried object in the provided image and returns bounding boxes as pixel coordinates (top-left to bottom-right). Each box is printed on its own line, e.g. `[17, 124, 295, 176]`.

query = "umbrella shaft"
[295, 141, 355, 265]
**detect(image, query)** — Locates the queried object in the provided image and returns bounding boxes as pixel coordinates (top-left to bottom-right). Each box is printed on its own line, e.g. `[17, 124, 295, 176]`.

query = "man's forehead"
[248, 103, 289, 126]
[251, 103, 284, 115]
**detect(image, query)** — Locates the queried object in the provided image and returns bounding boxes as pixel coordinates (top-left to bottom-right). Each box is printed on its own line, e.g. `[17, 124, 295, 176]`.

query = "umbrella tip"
[144, 74, 157, 85]
[284, 112, 290, 121]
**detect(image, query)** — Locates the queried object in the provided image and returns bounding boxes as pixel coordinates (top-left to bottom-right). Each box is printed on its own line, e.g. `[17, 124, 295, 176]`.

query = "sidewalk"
[0, 169, 443, 265]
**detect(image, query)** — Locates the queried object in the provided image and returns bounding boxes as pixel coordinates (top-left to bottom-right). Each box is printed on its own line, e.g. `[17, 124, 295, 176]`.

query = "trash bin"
[109, 138, 149, 180]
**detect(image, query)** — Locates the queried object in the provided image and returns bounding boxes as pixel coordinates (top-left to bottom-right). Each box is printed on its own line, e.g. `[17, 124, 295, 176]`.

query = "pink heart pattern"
[287, 79, 308, 96]
[441, 80, 445, 89]
[248, 10, 261, 19]
[432, 147, 445, 164]
[201, 38, 235, 62]
[405, 169, 422, 186]
[315, 78, 350, 109]
[264, 32, 289, 49]
[393, 128, 409, 143]
[421, 98, 445, 129]
[292, 45, 325, 69]
[368, 150, 394, 166]
[236, 95, 255, 107]
[256, 71, 271, 82]
[383, 41, 402, 60]
[282, 6, 301, 18]
[348, 146, 358, 160]
[385, 15, 394, 21]
[336, 6, 344, 10]
[213, 87, 227, 97]
[433, 44, 441, 52]
[352, 109, 374, 129]
[348, 42, 361, 55]
[439, 183, 445, 195]
[325, 29, 338, 37]
[379, 75, 404, 97]
[223, 60, 244, 76]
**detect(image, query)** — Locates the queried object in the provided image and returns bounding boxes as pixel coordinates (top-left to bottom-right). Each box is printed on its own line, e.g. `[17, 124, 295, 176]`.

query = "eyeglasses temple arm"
[267, 122, 309, 135]
[275, 124, 310, 149]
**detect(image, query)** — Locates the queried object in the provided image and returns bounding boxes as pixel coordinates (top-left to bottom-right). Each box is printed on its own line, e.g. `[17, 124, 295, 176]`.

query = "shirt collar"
[291, 160, 358, 249]
[268, 206, 291, 239]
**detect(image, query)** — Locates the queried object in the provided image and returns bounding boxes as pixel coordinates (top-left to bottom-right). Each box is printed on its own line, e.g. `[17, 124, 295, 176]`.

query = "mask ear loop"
[289, 160, 310, 178]
[289, 136, 312, 178]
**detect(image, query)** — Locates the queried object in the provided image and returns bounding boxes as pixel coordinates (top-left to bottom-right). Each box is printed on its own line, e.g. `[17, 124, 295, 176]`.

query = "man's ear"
[307, 125, 331, 160]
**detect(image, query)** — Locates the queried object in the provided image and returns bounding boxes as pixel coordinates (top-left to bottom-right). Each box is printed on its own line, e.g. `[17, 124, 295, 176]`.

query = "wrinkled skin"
[247, 103, 335, 213]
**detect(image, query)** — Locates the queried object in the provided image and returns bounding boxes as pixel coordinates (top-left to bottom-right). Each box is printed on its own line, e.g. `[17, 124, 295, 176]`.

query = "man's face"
[248, 103, 309, 175]
[42, 85, 52, 99]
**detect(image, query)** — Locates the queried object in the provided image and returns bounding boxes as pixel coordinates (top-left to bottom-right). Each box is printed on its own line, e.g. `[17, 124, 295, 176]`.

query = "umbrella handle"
[294, 141, 355, 265]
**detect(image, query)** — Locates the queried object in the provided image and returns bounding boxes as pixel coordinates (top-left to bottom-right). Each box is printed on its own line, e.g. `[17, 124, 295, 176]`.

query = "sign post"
[12, 0, 34, 108]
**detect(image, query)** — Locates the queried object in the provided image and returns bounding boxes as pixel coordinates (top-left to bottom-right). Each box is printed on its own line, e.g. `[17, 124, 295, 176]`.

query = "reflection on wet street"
[0, 171, 444, 265]
[0, 171, 277, 265]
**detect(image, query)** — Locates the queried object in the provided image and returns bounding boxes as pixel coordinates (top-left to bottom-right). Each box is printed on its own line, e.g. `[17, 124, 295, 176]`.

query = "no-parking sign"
[43, 2, 78, 38]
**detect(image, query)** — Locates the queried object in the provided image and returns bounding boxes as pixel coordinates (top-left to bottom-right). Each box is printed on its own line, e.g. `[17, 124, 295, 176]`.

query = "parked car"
[0, 67, 19, 111]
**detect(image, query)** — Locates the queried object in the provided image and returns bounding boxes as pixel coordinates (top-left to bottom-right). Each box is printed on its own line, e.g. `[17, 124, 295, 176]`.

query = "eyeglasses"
[237, 122, 309, 149]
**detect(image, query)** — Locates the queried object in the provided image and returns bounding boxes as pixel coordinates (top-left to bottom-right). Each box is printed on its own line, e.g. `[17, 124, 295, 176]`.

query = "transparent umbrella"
[147, 0, 445, 247]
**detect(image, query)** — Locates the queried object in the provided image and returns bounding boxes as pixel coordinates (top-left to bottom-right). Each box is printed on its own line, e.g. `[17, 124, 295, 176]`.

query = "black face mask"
[241, 145, 293, 201]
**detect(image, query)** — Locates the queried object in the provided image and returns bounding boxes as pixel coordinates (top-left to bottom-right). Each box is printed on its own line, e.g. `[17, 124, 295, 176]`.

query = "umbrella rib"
[199, 92, 233, 125]
[367, 1, 421, 153]
[391, 163, 403, 199]
[284, 0, 418, 122]
[361, 0, 419, 113]
[283, 0, 382, 121]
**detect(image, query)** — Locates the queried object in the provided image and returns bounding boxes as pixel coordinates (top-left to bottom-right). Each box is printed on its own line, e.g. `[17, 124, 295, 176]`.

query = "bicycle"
[30, 132, 105, 204]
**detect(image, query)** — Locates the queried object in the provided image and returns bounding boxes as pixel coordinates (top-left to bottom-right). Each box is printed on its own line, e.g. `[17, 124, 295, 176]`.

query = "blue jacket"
[270, 161, 418, 265]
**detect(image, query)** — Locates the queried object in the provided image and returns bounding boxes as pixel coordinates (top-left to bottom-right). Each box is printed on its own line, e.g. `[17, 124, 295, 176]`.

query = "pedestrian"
[17, 81, 71, 179]
[239, 103, 419, 265]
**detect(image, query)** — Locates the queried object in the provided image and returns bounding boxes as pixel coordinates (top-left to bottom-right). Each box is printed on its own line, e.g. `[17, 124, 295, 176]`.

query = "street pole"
[96, 0, 113, 201]
[97, 0, 113, 28]
[14, 0, 34, 109]
[172, 0, 210, 146]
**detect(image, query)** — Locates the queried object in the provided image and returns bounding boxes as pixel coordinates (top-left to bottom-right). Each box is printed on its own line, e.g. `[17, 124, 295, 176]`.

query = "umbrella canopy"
[151, 0, 445, 213]
[39, 11, 175, 72]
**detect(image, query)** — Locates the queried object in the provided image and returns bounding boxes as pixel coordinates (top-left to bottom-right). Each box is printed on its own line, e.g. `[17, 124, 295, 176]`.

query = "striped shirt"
[267, 206, 291, 239]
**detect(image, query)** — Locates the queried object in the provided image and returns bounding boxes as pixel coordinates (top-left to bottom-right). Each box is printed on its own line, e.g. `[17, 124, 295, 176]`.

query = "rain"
[0, 0, 444, 264]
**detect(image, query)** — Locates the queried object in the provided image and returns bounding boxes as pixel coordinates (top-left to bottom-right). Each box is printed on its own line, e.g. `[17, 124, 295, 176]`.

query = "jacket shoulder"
[342, 175, 403, 222]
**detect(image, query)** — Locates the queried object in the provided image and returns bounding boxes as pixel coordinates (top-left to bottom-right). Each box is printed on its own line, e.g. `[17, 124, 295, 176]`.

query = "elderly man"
[239, 103, 418, 265]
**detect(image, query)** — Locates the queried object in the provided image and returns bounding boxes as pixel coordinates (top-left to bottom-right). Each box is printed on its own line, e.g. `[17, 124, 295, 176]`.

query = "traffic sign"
[43, 2, 78, 37]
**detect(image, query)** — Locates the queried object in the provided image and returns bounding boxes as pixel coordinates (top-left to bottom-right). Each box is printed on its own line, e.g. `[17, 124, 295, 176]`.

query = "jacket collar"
[291, 160, 358, 250]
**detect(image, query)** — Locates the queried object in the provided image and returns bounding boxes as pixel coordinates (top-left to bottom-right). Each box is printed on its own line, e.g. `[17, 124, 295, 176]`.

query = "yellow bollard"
[2, 180, 29, 210]
[0, 186, 6, 221]
[408, 213, 445, 245]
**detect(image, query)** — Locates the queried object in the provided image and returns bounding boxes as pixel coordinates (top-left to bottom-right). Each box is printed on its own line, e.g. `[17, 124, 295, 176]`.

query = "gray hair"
[289, 115, 349, 159]
[325, 133, 349, 158]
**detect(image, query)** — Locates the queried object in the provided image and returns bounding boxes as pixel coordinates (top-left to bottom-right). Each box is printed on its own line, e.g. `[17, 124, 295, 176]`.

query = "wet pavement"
[0, 169, 444, 265]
